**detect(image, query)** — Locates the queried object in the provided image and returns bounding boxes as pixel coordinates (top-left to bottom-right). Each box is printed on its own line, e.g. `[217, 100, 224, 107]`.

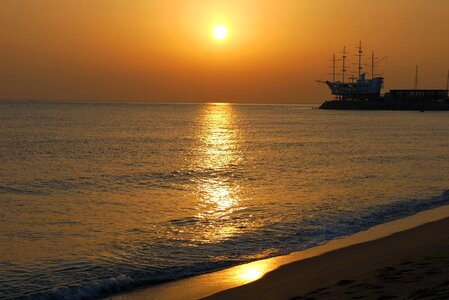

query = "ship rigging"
[317, 41, 386, 100]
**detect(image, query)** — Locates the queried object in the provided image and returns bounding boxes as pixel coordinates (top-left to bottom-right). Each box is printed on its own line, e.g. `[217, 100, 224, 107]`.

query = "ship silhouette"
[317, 42, 449, 110]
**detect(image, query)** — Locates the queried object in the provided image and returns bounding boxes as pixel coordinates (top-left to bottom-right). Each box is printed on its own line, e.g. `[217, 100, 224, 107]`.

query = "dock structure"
[318, 42, 449, 110]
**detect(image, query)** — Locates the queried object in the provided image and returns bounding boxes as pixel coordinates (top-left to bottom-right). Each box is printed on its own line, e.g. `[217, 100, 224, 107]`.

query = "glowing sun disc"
[213, 25, 228, 40]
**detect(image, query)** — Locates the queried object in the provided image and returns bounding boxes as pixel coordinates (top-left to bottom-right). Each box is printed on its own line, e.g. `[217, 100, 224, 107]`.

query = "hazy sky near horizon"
[1, 0, 448, 103]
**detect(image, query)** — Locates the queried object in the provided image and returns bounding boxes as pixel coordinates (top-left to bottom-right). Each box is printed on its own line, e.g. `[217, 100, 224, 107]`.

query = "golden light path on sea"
[193, 103, 243, 242]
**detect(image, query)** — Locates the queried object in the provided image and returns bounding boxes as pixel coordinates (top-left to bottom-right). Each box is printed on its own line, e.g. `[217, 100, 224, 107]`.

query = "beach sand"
[207, 216, 449, 299]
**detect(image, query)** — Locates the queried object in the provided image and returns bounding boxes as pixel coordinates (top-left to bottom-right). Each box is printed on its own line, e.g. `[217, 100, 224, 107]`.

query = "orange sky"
[0, 0, 448, 103]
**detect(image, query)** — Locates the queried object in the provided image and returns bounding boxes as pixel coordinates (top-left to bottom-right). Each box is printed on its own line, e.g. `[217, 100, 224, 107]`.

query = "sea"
[1, 101, 449, 299]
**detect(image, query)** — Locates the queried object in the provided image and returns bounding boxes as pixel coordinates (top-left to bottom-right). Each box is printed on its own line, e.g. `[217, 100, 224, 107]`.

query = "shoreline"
[208, 208, 449, 299]
[110, 204, 449, 300]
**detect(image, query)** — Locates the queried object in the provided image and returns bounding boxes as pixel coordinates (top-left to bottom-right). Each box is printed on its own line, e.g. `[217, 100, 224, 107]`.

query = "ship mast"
[446, 69, 449, 91]
[332, 53, 336, 82]
[328, 53, 342, 83]
[370, 52, 387, 79]
[414, 65, 419, 90]
[341, 47, 348, 83]
[357, 41, 363, 80]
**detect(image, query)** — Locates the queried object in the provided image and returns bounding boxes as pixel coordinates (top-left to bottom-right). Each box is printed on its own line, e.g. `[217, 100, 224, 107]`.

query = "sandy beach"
[207, 215, 449, 299]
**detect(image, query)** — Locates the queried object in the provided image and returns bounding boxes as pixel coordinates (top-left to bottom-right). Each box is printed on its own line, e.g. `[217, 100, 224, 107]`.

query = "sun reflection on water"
[201, 180, 235, 212]
[193, 103, 244, 242]
[199, 103, 242, 170]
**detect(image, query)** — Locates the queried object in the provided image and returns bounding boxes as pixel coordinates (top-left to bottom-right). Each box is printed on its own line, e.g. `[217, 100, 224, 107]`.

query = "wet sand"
[207, 216, 449, 299]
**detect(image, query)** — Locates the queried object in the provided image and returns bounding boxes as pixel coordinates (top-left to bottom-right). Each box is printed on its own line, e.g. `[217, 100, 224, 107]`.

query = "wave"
[0, 168, 250, 196]
[25, 261, 237, 300]
[16, 190, 449, 300]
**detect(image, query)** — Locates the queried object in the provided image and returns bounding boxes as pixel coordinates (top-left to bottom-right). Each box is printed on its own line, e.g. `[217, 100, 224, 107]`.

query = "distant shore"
[207, 208, 449, 299]
[111, 205, 449, 300]
[319, 99, 449, 110]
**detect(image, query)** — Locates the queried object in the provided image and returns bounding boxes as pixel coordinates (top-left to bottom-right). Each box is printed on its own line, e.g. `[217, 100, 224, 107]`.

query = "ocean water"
[1, 101, 449, 299]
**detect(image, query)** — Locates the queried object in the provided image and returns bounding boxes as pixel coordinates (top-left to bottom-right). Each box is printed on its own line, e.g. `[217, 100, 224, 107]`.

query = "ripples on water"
[1, 102, 449, 298]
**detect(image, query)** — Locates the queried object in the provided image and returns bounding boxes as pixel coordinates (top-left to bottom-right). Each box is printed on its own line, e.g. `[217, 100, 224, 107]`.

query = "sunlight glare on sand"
[234, 260, 273, 284]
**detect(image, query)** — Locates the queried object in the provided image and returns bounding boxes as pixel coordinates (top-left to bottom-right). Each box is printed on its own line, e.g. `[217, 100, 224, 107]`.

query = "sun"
[212, 24, 228, 40]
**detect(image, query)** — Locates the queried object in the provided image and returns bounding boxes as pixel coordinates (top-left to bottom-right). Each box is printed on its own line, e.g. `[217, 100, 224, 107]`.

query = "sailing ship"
[318, 42, 449, 110]
[317, 42, 385, 100]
